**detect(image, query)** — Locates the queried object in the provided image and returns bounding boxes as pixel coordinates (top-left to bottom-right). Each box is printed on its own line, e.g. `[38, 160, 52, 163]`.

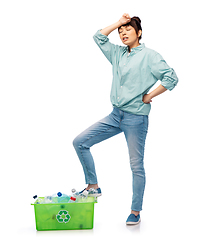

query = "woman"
[73, 13, 178, 225]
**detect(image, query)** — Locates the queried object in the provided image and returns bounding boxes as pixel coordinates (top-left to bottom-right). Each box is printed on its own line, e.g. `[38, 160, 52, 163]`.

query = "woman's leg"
[122, 114, 149, 213]
[73, 111, 122, 185]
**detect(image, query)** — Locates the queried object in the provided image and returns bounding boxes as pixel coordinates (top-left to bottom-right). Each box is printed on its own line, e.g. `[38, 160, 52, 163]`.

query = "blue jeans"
[73, 107, 148, 211]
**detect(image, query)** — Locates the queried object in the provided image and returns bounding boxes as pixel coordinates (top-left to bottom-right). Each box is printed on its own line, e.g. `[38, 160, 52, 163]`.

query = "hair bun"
[133, 16, 141, 25]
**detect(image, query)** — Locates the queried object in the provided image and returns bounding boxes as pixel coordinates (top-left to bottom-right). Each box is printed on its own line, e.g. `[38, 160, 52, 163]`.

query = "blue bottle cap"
[57, 192, 62, 197]
[33, 195, 37, 199]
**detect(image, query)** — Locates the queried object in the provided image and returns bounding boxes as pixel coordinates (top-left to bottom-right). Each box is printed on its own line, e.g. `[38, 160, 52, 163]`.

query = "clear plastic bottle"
[56, 192, 71, 203]
[51, 193, 59, 203]
[71, 188, 78, 196]
[71, 188, 81, 202]
[44, 195, 53, 203]
[88, 188, 98, 202]
[33, 195, 44, 204]
[79, 189, 88, 202]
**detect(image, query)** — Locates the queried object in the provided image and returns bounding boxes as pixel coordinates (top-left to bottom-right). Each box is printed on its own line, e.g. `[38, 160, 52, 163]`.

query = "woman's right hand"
[119, 13, 131, 25]
[100, 13, 131, 36]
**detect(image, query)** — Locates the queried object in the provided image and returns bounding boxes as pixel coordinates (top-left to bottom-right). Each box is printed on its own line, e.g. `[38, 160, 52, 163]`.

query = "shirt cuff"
[93, 29, 109, 43]
[161, 79, 177, 91]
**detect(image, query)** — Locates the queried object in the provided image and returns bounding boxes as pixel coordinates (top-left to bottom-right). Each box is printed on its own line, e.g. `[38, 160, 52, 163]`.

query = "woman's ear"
[138, 30, 142, 38]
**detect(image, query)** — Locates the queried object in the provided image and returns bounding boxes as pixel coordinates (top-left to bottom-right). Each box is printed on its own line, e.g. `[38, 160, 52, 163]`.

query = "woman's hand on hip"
[142, 94, 152, 104]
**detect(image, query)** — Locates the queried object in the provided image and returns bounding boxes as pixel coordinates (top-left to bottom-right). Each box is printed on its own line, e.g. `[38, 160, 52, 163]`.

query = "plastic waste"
[70, 188, 87, 202]
[72, 188, 78, 196]
[56, 192, 71, 203]
[33, 188, 92, 204]
[70, 188, 80, 202]
[78, 189, 88, 202]
[68, 196, 77, 203]
[81, 190, 88, 198]
[33, 195, 44, 204]
[44, 195, 53, 203]
[88, 188, 98, 202]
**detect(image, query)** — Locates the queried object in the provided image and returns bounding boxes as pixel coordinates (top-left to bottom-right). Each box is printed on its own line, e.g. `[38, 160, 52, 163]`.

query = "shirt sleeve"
[93, 30, 118, 65]
[151, 53, 178, 91]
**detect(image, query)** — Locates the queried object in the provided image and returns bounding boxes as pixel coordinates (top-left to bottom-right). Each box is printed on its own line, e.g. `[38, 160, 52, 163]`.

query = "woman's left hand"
[142, 94, 152, 104]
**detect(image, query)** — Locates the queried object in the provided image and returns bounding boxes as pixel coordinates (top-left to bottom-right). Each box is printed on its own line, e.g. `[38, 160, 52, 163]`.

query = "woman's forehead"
[119, 25, 131, 30]
[118, 25, 133, 33]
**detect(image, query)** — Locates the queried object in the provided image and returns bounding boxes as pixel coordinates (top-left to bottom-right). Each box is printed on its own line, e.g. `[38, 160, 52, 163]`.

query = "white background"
[1, 0, 206, 239]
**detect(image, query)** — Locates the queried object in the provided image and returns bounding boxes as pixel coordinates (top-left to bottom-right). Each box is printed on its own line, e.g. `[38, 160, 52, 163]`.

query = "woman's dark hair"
[118, 16, 142, 40]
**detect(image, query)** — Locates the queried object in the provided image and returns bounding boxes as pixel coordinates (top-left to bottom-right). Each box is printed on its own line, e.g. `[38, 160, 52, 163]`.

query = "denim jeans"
[73, 107, 149, 211]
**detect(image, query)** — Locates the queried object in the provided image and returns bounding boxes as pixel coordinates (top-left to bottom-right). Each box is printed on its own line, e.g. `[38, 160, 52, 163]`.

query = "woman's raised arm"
[100, 13, 131, 36]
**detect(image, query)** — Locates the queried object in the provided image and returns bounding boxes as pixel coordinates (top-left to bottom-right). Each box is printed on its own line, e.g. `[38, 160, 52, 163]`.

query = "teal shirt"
[93, 30, 178, 115]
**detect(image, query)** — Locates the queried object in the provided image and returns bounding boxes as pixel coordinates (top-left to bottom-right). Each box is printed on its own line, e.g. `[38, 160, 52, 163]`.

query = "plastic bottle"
[68, 196, 77, 203]
[88, 188, 98, 202]
[44, 195, 53, 203]
[56, 192, 71, 203]
[33, 195, 44, 204]
[71, 188, 78, 196]
[51, 193, 59, 203]
[79, 189, 88, 202]
[71, 188, 80, 202]
[81, 189, 89, 197]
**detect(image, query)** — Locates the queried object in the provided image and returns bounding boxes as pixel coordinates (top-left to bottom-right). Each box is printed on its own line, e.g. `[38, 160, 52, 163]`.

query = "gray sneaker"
[78, 188, 102, 197]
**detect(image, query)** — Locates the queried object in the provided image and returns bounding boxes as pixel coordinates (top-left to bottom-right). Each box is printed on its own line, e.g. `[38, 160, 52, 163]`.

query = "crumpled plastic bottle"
[55, 192, 71, 203]
[71, 188, 88, 202]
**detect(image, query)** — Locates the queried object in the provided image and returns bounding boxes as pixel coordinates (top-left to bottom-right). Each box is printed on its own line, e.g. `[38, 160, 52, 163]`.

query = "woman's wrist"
[148, 92, 153, 100]
[117, 20, 122, 27]
[100, 21, 122, 36]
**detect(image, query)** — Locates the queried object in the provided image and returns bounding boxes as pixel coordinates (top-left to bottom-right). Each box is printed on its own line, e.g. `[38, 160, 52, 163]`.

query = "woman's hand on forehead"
[119, 13, 131, 25]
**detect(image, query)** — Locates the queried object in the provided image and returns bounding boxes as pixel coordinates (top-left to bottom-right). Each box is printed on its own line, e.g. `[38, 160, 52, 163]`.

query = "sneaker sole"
[88, 193, 102, 197]
[126, 218, 141, 225]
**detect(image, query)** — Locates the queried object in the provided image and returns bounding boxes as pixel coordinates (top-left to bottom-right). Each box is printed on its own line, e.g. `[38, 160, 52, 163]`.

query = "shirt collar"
[129, 43, 145, 53]
[123, 43, 145, 55]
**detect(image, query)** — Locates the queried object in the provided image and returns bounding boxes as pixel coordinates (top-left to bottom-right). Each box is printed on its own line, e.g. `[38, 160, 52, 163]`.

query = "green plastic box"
[31, 197, 96, 231]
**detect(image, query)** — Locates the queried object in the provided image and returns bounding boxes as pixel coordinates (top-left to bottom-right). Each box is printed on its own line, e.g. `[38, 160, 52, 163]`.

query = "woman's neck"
[128, 41, 140, 52]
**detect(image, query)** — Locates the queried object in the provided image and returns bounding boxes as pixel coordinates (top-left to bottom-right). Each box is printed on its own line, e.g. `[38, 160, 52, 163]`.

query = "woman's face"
[118, 25, 140, 47]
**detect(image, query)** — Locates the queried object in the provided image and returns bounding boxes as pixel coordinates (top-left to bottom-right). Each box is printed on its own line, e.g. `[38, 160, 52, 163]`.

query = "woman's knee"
[73, 136, 81, 149]
[130, 158, 145, 175]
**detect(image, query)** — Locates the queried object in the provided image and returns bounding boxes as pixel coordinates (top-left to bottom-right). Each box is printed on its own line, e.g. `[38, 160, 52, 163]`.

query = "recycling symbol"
[56, 210, 71, 223]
